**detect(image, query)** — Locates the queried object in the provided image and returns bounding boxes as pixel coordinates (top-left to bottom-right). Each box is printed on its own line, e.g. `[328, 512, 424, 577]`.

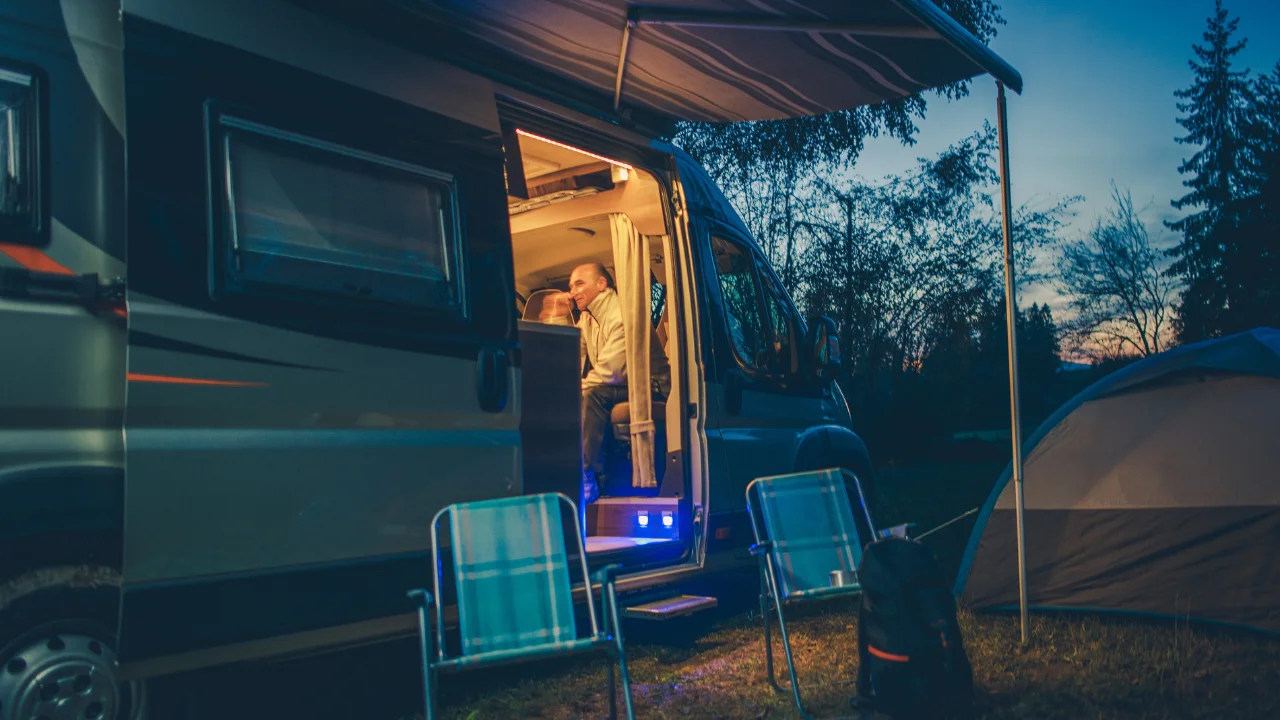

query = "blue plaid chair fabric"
[747, 468, 877, 720]
[408, 492, 635, 720]
[754, 468, 864, 599]
[449, 493, 577, 657]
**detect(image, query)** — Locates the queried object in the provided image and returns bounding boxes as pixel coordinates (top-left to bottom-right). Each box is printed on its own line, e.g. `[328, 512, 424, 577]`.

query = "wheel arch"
[791, 424, 876, 509]
[0, 463, 124, 581]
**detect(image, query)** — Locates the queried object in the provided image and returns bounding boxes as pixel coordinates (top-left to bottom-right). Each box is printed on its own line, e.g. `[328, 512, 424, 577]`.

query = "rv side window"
[215, 115, 463, 314]
[710, 234, 769, 371]
[0, 64, 42, 242]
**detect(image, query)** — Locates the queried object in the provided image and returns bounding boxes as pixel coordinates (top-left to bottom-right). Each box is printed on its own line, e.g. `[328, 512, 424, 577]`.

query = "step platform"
[621, 594, 718, 620]
[587, 496, 680, 540]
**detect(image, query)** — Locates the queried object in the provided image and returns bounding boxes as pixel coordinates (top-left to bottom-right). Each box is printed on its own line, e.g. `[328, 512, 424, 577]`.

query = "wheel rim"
[0, 632, 142, 720]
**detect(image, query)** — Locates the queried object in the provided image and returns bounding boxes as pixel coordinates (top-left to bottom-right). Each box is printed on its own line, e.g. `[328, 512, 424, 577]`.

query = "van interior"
[504, 129, 688, 559]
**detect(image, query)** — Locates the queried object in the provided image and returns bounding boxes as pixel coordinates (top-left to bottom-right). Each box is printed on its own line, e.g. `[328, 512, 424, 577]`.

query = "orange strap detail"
[867, 645, 910, 663]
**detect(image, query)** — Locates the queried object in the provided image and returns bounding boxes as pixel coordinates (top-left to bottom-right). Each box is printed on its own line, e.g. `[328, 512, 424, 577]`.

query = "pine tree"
[1252, 62, 1280, 162]
[1216, 62, 1280, 333]
[1166, 0, 1258, 342]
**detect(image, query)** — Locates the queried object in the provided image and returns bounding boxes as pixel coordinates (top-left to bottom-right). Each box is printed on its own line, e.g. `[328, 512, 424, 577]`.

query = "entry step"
[621, 594, 718, 620]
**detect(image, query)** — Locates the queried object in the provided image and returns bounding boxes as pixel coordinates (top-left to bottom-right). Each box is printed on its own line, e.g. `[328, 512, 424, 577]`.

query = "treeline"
[669, 0, 1280, 465]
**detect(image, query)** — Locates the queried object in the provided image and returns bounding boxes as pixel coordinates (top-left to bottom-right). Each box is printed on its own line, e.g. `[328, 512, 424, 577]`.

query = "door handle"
[476, 348, 510, 413]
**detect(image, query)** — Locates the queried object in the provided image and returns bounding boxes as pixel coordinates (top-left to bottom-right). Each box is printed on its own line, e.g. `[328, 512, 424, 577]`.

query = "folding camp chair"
[407, 492, 635, 720]
[746, 468, 878, 720]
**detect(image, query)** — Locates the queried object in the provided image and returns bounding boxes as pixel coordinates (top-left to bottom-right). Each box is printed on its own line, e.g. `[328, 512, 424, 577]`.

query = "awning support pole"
[613, 18, 636, 112]
[996, 80, 1029, 645]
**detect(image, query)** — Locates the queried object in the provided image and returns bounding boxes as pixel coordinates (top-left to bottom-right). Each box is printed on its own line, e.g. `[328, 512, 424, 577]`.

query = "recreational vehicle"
[0, 0, 1021, 717]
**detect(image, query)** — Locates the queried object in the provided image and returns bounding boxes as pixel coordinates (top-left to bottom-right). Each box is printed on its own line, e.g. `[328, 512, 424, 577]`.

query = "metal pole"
[612, 19, 635, 112]
[995, 80, 1029, 644]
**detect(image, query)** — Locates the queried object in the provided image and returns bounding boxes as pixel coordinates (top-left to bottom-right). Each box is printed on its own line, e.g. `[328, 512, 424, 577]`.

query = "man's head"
[568, 262, 615, 311]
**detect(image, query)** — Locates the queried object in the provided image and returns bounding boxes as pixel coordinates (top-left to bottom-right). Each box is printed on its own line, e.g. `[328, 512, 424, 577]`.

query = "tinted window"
[217, 116, 463, 313]
[0, 65, 40, 239]
[760, 266, 802, 375]
[710, 234, 768, 370]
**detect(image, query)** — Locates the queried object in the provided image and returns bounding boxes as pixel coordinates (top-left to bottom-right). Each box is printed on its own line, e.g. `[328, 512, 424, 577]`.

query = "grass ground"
[425, 602, 1280, 719]
[396, 463, 1280, 719]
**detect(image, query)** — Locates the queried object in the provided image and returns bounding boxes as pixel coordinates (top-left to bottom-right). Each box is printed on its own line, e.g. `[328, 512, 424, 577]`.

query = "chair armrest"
[406, 588, 434, 607]
[592, 563, 624, 585]
[748, 542, 772, 557]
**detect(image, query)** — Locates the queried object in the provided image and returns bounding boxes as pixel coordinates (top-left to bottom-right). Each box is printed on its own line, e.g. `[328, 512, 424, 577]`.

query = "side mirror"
[807, 316, 840, 383]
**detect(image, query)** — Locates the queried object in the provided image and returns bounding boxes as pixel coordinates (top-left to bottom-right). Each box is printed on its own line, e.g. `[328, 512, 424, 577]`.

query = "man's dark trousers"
[583, 384, 629, 478]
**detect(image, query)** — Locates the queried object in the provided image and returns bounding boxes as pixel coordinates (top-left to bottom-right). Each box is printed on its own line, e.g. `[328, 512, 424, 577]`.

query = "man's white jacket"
[578, 287, 627, 389]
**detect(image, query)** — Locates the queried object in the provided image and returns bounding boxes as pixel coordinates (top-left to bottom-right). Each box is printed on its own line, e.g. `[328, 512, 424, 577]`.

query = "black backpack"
[852, 537, 974, 720]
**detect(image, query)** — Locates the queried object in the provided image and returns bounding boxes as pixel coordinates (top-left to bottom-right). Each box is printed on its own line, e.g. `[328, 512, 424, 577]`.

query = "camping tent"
[954, 327, 1280, 634]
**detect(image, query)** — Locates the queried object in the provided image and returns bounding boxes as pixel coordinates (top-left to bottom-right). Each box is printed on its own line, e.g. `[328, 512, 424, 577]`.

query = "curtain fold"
[609, 213, 657, 489]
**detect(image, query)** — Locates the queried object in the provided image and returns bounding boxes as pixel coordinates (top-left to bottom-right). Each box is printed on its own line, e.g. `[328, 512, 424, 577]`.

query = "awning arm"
[612, 5, 946, 112]
[627, 7, 940, 38]
[613, 18, 636, 112]
[890, 0, 1023, 93]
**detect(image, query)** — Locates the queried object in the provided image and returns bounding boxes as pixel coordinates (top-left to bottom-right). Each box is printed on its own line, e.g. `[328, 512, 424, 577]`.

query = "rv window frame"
[206, 109, 468, 319]
[0, 58, 49, 247]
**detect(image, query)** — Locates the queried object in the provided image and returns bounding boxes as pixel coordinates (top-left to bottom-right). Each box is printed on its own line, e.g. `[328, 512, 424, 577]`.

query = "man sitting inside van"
[566, 262, 669, 504]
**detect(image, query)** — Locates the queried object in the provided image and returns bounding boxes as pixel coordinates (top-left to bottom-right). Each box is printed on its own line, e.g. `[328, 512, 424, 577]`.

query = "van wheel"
[0, 566, 147, 720]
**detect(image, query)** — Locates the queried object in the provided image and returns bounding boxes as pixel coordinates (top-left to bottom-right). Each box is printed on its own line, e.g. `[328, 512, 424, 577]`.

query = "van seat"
[610, 401, 666, 442]
[523, 288, 574, 326]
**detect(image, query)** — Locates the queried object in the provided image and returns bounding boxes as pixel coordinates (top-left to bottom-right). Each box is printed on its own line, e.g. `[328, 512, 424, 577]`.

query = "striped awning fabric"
[399, 0, 1022, 123]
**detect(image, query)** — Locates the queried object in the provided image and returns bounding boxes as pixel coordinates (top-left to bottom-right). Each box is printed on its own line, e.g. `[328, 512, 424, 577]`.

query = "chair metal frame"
[407, 492, 635, 720]
[746, 468, 878, 720]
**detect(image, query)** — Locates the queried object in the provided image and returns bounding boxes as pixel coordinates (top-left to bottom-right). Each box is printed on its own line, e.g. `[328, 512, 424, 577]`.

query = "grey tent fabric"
[955, 327, 1280, 634]
[395, 0, 1022, 123]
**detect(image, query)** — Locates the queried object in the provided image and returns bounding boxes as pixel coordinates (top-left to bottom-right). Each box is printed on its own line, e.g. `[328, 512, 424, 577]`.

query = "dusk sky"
[851, 0, 1280, 310]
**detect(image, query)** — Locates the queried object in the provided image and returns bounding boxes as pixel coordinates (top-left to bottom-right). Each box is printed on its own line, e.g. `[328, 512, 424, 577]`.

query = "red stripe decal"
[0, 243, 75, 275]
[126, 373, 267, 387]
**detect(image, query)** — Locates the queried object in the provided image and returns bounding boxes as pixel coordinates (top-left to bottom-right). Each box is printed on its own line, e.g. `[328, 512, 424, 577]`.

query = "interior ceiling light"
[516, 129, 634, 172]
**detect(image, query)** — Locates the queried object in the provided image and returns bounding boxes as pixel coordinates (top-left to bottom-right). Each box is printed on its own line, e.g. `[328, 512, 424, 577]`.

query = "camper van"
[0, 0, 1020, 716]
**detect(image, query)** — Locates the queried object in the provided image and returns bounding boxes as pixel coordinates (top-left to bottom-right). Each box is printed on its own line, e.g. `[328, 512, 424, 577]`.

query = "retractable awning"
[397, 0, 1022, 123]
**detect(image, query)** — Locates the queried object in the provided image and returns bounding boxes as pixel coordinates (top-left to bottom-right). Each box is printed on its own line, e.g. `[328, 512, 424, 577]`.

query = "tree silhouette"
[1167, 0, 1259, 342]
[1057, 183, 1180, 359]
[774, 126, 1072, 463]
[1215, 62, 1280, 333]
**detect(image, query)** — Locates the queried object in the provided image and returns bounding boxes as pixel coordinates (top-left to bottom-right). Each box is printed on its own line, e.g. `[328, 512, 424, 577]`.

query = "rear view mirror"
[807, 316, 840, 383]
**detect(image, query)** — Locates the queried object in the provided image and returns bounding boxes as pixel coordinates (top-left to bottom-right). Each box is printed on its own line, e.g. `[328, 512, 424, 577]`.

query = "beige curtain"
[609, 213, 657, 489]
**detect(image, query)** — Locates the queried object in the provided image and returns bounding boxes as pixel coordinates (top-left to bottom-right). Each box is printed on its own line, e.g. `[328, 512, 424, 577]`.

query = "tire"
[0, 566, 148, 720]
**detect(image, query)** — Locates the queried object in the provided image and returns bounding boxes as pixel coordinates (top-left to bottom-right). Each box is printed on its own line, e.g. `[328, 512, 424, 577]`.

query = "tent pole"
[995, 80, 1029, 644]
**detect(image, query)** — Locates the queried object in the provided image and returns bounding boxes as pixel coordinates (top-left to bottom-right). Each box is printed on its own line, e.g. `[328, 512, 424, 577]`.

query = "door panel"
[700, 227, 834, 513]
[118, 14, 518, 664]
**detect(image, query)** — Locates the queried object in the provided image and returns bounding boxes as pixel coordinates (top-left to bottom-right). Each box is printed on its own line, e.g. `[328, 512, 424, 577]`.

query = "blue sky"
[851, 0, 1280, 309]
